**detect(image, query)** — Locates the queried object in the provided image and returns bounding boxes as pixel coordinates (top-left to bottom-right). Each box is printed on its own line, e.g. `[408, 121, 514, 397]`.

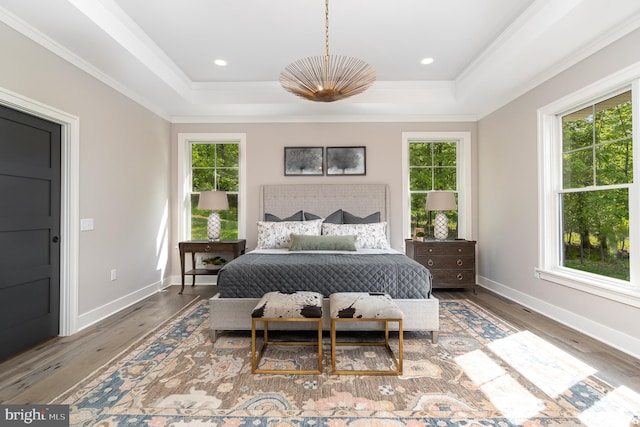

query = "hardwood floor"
[457, 289, 640, 393]
[0, 285, 638, 404]
[0, 285, 217, 404]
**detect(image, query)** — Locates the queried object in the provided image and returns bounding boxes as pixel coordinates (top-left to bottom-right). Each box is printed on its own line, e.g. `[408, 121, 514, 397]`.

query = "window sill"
[534, 267, 640, 309]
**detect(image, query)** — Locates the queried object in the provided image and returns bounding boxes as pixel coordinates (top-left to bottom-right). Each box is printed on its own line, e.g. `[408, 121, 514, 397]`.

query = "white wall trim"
[477, 275, 640, 360]
[0, 86, 80, 336]
[171, 114, 479, 124]
[0, 6, 170, 121]
[167, 274, 217, 287]
[77, 279, 164, 331]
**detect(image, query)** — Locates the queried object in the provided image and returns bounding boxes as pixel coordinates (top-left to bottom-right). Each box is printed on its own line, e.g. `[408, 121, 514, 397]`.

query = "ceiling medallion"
[279, 0, 376, 102]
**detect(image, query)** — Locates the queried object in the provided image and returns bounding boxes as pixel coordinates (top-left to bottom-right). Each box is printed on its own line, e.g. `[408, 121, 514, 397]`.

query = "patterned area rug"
[55, 298, 640, 426]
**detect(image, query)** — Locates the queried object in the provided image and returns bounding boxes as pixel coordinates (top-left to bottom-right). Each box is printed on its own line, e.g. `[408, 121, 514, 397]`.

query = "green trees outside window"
[561, 91, 632, 280]
[190, 143, 239, 240]
[409, 141, 458, 238]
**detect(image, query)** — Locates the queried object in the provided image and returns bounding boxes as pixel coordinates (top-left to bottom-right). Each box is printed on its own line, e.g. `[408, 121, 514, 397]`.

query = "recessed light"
[420, 57, 434, 65]
[214, 59, 227, 67]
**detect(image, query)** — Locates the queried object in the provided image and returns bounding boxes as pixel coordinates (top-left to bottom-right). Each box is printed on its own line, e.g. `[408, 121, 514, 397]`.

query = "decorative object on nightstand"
[198, 191, 229, 241]
[425, 191, 457, 241]
[406, 239, 477, 292]
[413, 227, 425, 241]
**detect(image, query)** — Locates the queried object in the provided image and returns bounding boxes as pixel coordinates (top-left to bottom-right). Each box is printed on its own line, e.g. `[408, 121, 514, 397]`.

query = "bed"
[209, 184, 439, 342]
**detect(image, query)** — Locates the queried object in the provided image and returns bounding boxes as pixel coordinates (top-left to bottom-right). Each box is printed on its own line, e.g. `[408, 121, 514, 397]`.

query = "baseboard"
[77, 278, 168, 331]
[166, 274, 218, 287]
[477, 275, 640, 360]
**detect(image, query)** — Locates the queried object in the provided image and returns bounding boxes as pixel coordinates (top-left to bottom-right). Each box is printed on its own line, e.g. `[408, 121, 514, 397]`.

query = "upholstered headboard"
[259, 184, 391, 238]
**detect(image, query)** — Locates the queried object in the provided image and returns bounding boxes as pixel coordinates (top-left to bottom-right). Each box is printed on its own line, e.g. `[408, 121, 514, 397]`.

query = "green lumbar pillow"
[289, 234, 357, 251]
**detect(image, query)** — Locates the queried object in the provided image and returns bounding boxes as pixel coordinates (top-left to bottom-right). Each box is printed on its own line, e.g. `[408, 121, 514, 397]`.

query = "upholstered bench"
[251, 291, 323, 374]
[329, 292, 403, 375]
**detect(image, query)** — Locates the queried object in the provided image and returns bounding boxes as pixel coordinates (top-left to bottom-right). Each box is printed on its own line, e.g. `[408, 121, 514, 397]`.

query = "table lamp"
[425, 191, 457, 241]
[197, 191, 229, 241]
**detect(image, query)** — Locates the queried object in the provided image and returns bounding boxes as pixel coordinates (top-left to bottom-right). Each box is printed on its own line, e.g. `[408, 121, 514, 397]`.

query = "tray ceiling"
[1, 0, 640, 122]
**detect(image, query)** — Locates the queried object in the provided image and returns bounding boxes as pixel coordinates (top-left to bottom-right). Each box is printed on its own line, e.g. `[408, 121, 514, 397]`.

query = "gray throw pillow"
[264, 210, 304, 221]
[304, 209, 343, 224]
[342, 211, 381, 224]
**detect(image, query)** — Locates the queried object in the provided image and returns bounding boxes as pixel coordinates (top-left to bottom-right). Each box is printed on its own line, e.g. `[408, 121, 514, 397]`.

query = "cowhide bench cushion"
[329, 292, 403, 375]
[329, 292, 404, 320]
[251, 290, 323, 319]
[251, 291, 323, 375]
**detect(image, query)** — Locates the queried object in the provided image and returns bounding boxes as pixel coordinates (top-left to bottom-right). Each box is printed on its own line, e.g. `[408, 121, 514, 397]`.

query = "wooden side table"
[178, 240, 246, 294]
[405, 239, 477, 292]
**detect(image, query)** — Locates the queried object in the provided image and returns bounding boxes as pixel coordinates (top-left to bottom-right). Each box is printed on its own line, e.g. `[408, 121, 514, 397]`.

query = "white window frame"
[177, 133, 247, 241]
[536, 67, 640, 307]
[401, 131, 472, 241]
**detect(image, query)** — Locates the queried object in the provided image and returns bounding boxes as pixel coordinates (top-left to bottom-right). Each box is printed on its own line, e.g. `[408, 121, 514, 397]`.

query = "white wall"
[478, 28, 640, 358]
[0, 22, 171, 330]
[170, 122, 478, 262]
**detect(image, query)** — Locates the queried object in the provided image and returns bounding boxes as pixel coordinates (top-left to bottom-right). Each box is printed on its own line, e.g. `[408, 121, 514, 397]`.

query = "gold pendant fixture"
[280, 0, 376, 102]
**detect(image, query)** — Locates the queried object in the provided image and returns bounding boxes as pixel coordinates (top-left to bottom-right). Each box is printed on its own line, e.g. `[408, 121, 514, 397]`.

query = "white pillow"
[321, 222, 390, 249]
[256, 219, 322, 249]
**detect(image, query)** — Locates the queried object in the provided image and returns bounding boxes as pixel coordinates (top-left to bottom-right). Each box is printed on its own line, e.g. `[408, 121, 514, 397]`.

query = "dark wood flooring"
[0, 285, 638, 404]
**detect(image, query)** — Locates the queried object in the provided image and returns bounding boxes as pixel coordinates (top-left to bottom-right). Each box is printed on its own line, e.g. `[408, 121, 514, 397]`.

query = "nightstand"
[178, 240, 246, 294]
[405, 239, 477, 292]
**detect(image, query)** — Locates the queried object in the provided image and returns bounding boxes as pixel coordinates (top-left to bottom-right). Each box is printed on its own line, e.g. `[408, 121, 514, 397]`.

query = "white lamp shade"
[425, 191, 457, 212]
[198, 191, 229, 211]
[426, 191, 456, 241]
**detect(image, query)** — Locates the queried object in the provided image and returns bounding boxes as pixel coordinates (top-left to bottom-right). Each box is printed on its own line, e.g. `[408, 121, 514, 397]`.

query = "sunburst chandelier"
[280, 0, 376, 102]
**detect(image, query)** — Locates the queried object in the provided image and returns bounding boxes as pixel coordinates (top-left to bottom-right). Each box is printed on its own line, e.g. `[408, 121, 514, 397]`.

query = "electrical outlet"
[110, 269, 117, 281]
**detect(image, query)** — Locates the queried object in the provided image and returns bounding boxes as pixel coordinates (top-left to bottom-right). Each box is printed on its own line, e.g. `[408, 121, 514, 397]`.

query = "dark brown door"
[0, 104, 61, 361]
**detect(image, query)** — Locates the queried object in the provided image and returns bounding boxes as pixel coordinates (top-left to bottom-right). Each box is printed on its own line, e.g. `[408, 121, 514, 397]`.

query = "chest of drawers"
[405, 239, 477, 292]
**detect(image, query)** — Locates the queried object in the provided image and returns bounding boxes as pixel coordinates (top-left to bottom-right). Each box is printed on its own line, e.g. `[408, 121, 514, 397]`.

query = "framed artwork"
[326, 146, 366, 176]
[284, 146, 324, 176]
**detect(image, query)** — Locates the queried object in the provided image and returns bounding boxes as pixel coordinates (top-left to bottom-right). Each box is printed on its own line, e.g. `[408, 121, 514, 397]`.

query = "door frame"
[0, 86, 79, 336]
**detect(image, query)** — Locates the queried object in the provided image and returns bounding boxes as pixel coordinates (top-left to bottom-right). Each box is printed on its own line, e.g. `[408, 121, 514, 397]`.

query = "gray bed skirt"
[209, 294, 439, 343]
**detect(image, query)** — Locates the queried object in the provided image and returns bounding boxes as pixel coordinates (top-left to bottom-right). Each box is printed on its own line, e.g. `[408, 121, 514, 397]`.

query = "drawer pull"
[457, 248, 463, 252]
[457, 259, 463, 266]
[205, 245, 211, 252]
[428, 248, 434, 253]
[457, 273, 464, 281]
[427, 259, 434, 267]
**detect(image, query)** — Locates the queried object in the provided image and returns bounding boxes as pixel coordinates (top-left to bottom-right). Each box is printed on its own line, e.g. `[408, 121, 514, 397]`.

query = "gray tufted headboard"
[259, 184, 391, 239]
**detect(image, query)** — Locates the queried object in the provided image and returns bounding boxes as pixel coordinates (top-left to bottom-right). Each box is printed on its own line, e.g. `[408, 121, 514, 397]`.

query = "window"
[178, 133, 246, 242]
[402, 132, 472, 241]
[538, 75, 640, 303]
[561, 91, 632, 281]
[409, 141, 458, 237]
[190, 142, 239, 240]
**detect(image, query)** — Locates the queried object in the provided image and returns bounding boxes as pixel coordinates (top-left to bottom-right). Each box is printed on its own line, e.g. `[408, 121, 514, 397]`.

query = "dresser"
[405, 239, 477, 292]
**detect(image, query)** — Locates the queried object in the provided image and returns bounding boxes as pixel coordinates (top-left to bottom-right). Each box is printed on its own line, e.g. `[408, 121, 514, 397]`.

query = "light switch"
[80, 218, 94, 231]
